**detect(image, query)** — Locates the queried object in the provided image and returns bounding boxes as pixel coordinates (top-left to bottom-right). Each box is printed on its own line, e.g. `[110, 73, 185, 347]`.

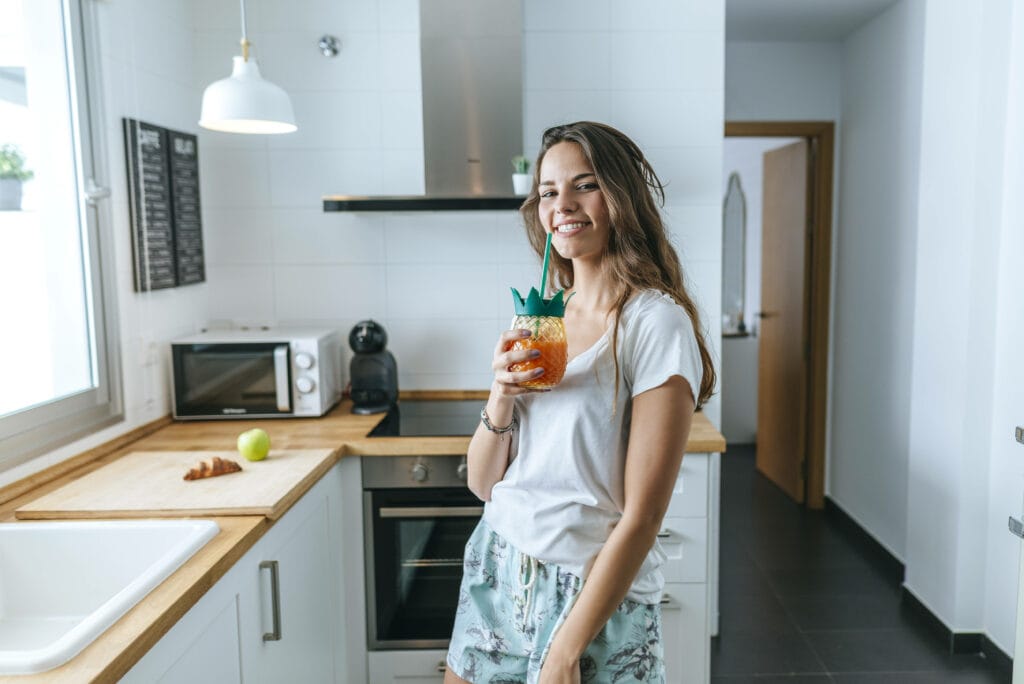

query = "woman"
[445, 121, 716, 684]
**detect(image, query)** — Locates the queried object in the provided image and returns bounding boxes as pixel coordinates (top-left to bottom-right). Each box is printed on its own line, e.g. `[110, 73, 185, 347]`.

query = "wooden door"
[756, 140, 810, 502]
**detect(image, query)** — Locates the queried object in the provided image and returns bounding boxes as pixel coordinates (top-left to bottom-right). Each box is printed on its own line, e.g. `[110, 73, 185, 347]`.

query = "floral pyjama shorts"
[446, 519, 665, 684]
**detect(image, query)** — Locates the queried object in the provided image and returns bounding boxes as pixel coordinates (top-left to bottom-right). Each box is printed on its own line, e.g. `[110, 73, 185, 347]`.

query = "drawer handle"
[657, 529, 676, 539]
[260, 560, 282, 641]
[436, 660, 448, 673]
[660, 593, 678, 609]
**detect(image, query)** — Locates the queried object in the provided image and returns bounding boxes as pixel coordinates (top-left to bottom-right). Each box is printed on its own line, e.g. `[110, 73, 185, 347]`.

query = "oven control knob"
[295, 352, 314, 369]
[457, 462, 468, 481]
[411, 463, 429, 482]
[296, 376, 316, 394]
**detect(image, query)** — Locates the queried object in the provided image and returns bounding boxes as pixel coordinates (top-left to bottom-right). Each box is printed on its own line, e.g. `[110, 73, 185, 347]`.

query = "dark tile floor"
[711, 445, 1012, 683]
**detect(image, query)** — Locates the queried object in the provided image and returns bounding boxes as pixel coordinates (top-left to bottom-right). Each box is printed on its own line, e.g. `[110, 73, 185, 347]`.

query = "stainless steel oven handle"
[274, 345, 291, 412]
[379, 506, 484, 519]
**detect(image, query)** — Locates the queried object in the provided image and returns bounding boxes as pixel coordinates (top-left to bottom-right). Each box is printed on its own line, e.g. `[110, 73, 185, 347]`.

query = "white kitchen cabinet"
[659, 451, 717, 684]
[122, 462, 346, 683]
[236, 480, 336, 682]
[368, 649, 449, 683]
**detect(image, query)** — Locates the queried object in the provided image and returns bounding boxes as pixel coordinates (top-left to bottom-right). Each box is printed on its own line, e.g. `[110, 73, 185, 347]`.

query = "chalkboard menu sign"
[123, 118, 205, 291]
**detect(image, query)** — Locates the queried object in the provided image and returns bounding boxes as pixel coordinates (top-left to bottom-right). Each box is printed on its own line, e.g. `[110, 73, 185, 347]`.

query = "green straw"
[540, 232, 552, 298]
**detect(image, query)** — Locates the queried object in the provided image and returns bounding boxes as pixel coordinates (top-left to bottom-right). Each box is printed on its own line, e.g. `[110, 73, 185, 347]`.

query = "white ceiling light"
[199, 0, 297, 135]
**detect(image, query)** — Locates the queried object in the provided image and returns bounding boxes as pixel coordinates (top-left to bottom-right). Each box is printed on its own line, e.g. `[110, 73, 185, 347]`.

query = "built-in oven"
[363, 454, 481, 650]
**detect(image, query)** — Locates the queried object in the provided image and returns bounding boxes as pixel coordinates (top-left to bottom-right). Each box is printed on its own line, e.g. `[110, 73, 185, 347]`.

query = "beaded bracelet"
[480, 406, 518, 438]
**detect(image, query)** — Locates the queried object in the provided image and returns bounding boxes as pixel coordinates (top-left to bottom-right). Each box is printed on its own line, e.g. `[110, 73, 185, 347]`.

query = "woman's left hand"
[538, 655, 581, 684]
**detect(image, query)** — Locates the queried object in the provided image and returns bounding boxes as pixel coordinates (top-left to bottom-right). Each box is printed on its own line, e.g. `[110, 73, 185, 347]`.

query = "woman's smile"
[553, 220, 590, 237]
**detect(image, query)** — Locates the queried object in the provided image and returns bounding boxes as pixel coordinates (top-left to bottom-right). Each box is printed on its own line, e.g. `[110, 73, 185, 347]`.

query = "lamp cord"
[239, 0, 251, 61]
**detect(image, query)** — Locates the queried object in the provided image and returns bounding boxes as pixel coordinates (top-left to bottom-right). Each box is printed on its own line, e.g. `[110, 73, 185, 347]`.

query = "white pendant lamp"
[199, 0, 297, 134]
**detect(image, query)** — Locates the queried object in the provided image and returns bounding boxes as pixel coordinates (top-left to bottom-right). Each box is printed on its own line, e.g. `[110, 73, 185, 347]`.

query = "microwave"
[171, 328, 345, 420]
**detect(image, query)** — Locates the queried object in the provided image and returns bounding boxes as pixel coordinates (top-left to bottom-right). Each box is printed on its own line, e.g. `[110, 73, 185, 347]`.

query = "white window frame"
[0, 0, 122, 470]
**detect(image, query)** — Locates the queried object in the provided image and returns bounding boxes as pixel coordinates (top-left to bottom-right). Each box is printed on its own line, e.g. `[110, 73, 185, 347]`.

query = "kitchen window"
[0, 0, 121, 469]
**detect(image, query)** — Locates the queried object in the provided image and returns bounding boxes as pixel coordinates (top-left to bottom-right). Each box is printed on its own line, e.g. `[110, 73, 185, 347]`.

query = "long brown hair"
[520, 121, 716, 407]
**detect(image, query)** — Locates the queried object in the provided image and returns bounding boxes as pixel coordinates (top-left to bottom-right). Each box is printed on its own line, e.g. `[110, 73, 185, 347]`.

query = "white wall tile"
[260, 30, 381, 91]
[387, 318, 501, 376]
[192, 30, 239, 95]
[523, 90, 611, 152]
[398, 372, 495, 391]
[610, 0, 724, 33]
[268, 148, 383, 205]
[645, 145, 724, 204]
[384, 213, 498, 264]
[253, 0, 380, 32]
[497, 262, 548, 315]
[386, 264, 500, 318]
[609, 91, 721, 149]
[190, 0, 240, 32]
[201, 146, 273, 208]
[677, 32, 726, 91]
[378, 32, 421, 91]
[380, 149, 425, 195]
[379, 91, 424, 149]
[379, 0, 417, 33]
[271, 210, 386, 264]
[203, 208, 277, 265]
[129, 8, 193, 87]
[95, 1, 132, 61]
[524, 33, 611, 91]
[663, 203, 722, 263]
[610, 33, 696, 91]
[205, 265, 277, 320]
[495, 217, 538, 265]
[267, 91, 382, 150]
[274, 264, 387, 319]
[523, 0, 610, 33]
[134, 75, 200, 134]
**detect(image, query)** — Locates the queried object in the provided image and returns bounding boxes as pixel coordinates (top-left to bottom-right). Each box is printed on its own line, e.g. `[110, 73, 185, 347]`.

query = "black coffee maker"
[349, 320, 398, 414]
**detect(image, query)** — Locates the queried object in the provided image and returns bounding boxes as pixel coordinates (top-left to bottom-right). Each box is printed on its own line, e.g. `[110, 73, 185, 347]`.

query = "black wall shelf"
[323, 195, 524, 212]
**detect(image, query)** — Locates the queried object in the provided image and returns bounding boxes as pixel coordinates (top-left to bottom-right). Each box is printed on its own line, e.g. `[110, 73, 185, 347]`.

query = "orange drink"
[506, 315, 568, 389]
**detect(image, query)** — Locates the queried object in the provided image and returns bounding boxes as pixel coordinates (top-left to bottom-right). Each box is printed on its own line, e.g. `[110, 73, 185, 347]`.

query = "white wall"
[905, 0, 1016, 640]
[983, 0, 1024, 653]
[725, 42, 841, 121]
[828, 0, 925, 560]
[0, 0, 210, 488]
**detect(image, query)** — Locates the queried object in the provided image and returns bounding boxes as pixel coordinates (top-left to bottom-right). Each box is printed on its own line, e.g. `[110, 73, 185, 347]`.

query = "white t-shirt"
[483, 289, 704, 604]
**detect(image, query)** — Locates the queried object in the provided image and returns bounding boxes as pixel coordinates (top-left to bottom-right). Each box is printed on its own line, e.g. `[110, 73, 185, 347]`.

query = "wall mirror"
[722, 172, 747, 334]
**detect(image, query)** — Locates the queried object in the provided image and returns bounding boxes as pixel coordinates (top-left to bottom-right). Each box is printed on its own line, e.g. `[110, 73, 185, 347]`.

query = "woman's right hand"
[492, 329, 545, 396]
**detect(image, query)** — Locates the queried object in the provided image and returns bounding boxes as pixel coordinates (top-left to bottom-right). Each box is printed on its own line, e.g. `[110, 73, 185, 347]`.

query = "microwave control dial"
[457, 462, 468, 481]
[295, 352, 314, 369]
[411, 463, 429, 482]
[296, 376, 316, 394]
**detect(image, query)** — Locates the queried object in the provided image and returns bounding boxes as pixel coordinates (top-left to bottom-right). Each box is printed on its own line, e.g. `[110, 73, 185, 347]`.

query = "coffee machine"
[348, 320, 398, 414]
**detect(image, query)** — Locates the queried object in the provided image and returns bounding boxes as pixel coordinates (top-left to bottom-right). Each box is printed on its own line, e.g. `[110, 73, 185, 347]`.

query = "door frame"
[725, 121, 835, 509]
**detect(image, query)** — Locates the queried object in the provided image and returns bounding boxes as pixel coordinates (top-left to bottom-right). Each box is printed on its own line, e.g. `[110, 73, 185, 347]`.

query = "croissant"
[183, 456, 242, 481]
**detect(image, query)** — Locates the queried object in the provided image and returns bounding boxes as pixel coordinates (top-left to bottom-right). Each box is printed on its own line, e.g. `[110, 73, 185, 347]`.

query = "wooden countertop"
[0, 393, 725, 682]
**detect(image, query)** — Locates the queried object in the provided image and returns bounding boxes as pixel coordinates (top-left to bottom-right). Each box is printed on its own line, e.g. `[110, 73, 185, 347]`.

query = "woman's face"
[537, 141, 611, 264]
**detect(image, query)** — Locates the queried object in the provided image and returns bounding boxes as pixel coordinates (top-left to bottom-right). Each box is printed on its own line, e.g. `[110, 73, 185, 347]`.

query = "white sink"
[0, 518, 219, 675]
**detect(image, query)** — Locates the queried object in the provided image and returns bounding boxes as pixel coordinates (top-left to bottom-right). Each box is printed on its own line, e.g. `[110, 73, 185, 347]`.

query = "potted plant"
[0, 144, 33, 211]
[511, 154, 531, 196]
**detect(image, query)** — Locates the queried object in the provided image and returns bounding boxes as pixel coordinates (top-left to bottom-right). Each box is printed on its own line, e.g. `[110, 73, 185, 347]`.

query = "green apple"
[237, 428, 270, 461]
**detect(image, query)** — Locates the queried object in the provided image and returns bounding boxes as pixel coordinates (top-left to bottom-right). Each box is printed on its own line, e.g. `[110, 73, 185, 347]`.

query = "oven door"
[364, 487, 483, 650]
[172, 342, 292, 418]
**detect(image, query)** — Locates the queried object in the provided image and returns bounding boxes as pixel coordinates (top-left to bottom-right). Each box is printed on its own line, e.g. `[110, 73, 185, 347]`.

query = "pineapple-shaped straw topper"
[507, 233, 570, 390]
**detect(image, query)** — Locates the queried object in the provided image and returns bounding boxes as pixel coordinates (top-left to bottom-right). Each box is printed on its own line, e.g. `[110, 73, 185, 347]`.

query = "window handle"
[84, 179, 110, 206]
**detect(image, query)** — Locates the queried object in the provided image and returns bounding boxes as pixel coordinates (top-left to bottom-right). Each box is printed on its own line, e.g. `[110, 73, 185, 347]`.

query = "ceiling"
[726, 0, 899, 41]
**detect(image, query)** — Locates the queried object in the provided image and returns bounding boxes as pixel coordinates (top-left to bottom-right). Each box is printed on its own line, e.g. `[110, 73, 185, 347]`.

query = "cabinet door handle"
[660, 593, 679, 609]
[260, 560, 282, 641]
[436, 660, 448, 673]
[657, 529, 673, 539]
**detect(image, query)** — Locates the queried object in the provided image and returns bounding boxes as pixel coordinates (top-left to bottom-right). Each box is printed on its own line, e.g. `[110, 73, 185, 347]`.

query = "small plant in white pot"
[511, 155, 531, 196]
[0, 144, 33, 211]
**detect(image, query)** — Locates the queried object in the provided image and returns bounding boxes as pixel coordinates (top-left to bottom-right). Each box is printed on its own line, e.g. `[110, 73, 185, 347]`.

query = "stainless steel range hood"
[419, 0, 522, 197]
[324, 0, 524, 212]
